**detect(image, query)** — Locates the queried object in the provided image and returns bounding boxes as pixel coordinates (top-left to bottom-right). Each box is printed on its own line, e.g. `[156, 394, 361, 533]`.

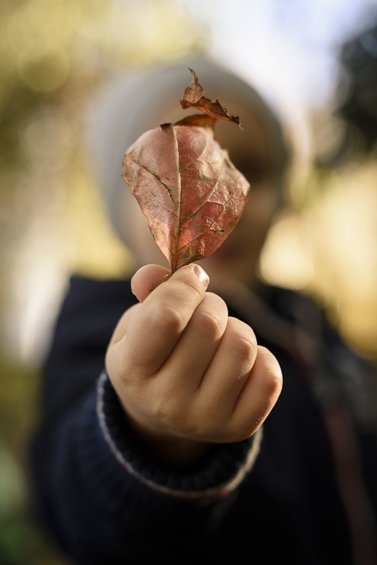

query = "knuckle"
[168, 278, 203, 303]
[195, 298, 226, 338]
[257, 346, 283, 396]
[182, 278, 204, 300]
[150, 391, 191, 433]
[235, 336, 255, 361]
[147, 383, 175, 423]
[227, 318, 257, 361]
[150, 396, 171, 425]
[205, 292, 228, 316]
[178, 413, 203, 438]
[196, 311, 220, 338]
[147, 301, 185, 335]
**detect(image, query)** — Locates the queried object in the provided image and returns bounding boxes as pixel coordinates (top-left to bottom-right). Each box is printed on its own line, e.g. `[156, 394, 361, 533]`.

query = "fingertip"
[171, 263, 210, 290]
[192, 264, 210, 287]
[131, 264, 171, 302]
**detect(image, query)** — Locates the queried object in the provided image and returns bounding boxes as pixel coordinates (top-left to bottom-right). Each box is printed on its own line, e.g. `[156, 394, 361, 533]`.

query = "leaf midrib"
[171, 126, 182, 273]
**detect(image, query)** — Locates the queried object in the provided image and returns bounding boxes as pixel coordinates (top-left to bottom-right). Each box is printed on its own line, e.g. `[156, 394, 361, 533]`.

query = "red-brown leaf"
[180, 68, 241, 127]
[122, 123, 250, 272]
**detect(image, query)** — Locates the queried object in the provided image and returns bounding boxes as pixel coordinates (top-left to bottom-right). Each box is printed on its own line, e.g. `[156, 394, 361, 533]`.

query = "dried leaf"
[180, 68, 241, 128]
[122, 70, 250, 272]
[174, 113, 217, 129]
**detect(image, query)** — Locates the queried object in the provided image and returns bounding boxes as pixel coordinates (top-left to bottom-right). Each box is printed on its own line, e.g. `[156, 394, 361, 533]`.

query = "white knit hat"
[84, 55, 291, 244]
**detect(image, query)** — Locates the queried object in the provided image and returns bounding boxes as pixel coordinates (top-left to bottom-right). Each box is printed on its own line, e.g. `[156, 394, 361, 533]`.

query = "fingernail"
[193, 264, 209, 287]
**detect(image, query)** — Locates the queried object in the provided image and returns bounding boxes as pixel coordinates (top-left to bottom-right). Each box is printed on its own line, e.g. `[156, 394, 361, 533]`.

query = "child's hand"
[106, 264, 282, 465]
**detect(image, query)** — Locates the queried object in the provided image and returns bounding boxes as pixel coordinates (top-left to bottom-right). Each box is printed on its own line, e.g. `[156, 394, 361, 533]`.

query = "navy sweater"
[29, 276, 377, 564]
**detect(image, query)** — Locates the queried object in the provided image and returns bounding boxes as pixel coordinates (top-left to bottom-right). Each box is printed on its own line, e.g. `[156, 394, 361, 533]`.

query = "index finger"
[131, 264, 171, 302]
[123, 263, 210, 376]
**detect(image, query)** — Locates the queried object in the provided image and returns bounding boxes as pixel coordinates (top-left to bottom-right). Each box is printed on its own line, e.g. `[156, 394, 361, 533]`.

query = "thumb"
[131, 264, 171, 302]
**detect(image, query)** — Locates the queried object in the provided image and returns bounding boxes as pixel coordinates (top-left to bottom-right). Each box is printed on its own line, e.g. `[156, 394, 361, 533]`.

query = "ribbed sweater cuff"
[94, 370, 262, 499]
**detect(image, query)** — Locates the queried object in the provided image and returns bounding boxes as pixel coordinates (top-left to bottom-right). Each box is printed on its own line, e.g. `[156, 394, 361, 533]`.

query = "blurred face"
[121, 99, 285, 288]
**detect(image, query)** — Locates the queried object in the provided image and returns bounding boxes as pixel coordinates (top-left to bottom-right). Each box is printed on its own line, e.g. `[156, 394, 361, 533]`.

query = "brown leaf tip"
[180, 68, 205, 107]
[179, 68, 242, 128]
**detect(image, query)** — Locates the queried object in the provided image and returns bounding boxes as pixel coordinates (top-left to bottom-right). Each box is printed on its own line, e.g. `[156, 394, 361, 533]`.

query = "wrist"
[98, 371, 262, 498]
[109, 373, 210, 468]
[127, 419, 210, 468]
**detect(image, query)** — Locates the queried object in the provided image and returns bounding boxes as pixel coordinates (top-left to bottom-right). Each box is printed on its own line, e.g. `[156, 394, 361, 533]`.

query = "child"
[29, 58, 377, 565]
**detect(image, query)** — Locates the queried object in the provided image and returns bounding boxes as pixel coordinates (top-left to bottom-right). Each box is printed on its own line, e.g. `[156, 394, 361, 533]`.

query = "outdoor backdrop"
[0, 1, 376, 563]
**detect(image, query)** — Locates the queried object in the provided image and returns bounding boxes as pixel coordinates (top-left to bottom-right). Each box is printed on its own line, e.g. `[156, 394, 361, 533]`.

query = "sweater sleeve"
[28, 276, 262, 564]
[96, 370, 262, 498]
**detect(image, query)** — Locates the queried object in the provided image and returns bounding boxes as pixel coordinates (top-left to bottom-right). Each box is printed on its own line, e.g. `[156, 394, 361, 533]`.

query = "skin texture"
[106, 263, 282, 466]
[106, 100, 286, 466]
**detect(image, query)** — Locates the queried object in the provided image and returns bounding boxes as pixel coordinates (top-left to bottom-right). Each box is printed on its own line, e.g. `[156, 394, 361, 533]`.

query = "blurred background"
[0, 0, 376, 563]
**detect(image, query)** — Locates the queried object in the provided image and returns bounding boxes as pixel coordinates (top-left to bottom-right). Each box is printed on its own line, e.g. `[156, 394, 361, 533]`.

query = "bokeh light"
[0, 1, 376, 563]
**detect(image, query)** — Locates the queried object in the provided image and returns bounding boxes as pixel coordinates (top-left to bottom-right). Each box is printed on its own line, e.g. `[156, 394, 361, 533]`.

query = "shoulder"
[259, 283, 324, 325]
[59, 274, 135, 318]
[259, 282, 363, 355]
[64, 274, 134, 309]
[261, 282, 377, 431]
